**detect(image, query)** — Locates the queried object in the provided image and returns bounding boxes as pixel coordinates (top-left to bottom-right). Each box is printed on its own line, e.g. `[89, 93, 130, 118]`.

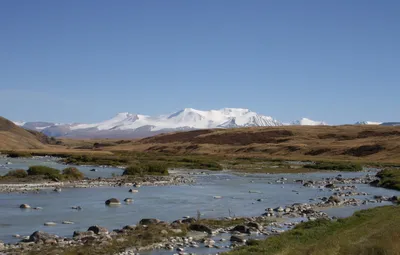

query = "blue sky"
[1, 0, 399, 124]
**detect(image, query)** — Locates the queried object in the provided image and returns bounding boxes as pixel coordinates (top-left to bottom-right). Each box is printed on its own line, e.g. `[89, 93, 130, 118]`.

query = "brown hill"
[0, 116, 48, 150]
[111, 125, 400, 163]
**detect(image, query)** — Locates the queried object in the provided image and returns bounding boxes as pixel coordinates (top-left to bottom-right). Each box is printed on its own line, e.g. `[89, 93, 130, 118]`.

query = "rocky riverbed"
[0, 175, 195, 193]
[1, 171, 399, 255]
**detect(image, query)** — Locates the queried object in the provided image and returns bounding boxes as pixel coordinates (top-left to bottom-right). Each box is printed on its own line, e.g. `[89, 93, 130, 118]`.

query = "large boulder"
[139, 218, 161, 225]
[189, 224, 213, 234]
[28, 231, 57, 243]
[87, 225, 109, 235]
[105, 198, 120, 205]
[231, 225, 250, 234]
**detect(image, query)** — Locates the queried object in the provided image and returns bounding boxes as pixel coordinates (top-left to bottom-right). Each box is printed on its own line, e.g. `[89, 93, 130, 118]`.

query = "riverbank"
[226, 205, 400, 255]
[0, 175, 194, 193]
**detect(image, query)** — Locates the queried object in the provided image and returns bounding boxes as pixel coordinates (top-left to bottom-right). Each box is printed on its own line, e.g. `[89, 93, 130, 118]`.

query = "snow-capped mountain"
[355, 121, 383, 125]
[291, 118, 328, 126]
[17, 108, 283, 138]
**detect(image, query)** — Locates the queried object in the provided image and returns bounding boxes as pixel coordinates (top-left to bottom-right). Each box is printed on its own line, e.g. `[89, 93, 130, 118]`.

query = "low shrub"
[304, 162, 362, 172]
[123, 163, 169, 176]
[27, 166, 61, 180]
[5, 169, 28, 178]
[7, 151, 32, 158]
[376, 169, 400, 191]
[62, 167, 84, 180]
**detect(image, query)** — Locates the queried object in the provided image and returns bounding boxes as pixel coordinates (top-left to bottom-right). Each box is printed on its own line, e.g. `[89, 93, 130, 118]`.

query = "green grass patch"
[376, 168, 400, 191]
[62, 167, 85, 180]
[304, 161, 362, 171]
[6, 151, 32, 158]
[27, 165, 62, 180]
[227, 206, 400, 255]
[5, 169, 28, 178]
[123, 163, 169, 176]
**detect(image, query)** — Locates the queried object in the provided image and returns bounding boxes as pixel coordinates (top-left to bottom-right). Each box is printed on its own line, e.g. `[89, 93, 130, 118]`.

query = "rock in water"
[129, 189, 139, 193]
[19, 204, 31, 209]
[44, 222, 57, 226]
[124, 198, 133, 203]
[62, 221, 74, 224]
[105, 198, 120, 205]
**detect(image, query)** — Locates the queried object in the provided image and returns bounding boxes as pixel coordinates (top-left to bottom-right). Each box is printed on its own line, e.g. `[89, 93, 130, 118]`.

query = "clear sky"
[1, 0, 399, 124]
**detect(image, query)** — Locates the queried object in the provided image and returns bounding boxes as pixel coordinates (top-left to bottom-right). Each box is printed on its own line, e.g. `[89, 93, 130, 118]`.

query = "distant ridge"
[11, 108, 397, 138]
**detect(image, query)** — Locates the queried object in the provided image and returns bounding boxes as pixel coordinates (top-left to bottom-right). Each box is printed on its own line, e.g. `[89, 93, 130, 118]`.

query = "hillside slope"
[0, 116, 47, 150]
[110, 125, 400, 163]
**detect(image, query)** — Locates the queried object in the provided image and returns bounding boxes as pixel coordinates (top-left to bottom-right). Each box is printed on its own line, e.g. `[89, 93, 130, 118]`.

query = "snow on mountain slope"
[291, 118, 327, 126]
[355, 121, 383, 125]
[13, 121, 26, 126]
[71, 108, 283, 132]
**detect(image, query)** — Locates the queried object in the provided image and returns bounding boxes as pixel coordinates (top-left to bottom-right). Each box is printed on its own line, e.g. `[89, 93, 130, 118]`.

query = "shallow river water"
[0, 156, 399, 255]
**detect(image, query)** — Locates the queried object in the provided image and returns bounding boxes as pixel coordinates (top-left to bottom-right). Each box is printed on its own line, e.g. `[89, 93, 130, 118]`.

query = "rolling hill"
[109, 125, 400, 163]
[0, 116, 48, 150]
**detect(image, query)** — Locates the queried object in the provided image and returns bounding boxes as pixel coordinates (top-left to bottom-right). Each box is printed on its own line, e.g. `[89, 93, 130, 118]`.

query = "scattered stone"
[44, 222, 57, 226]
[72, 206, 82, 210]
[87, 225, 109, 235]
[73, 230, 95, 238]
[139, 218, 161, 225]
[230, 235, 246, 243]
[213, 196, 222, 199]
[124, 198, 133, 203]
[123, 225, 136, 231]
[19, 204, 31, 209]
[247, 222, 262, 230]
[53, 187, 62, 192]
[105, 198, 121, 205]
[231, 225, 249, 234]
[29, 231, 57, 243]
[129, 189, 139, 193]
[62, 221, 74, 224]
[189, 224, 213, 234]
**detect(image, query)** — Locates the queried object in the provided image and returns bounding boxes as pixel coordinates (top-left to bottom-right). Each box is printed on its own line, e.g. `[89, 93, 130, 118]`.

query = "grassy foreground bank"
[375, 168, 400, 191]
[226, 206, 400, 255]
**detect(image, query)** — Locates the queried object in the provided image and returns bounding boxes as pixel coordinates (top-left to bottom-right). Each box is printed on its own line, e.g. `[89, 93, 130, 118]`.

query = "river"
[0, 156, 399, 255]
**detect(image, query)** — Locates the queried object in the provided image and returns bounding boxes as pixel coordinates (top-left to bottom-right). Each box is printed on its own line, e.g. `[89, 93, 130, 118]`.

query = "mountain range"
[11, 108, 394, 138]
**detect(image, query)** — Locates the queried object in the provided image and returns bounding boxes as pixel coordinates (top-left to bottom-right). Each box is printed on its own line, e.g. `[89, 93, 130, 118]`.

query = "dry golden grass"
[2, 118, 400, 165]
[0, 116, 47, 150]
[108, 125, 400, 164]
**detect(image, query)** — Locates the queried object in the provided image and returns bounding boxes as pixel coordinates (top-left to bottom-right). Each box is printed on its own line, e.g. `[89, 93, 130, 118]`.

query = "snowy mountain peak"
[292, 118, 327, 126]
[355, 121, 382, 125]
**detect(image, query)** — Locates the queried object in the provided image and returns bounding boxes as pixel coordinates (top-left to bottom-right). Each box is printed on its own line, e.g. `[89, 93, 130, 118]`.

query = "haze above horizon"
[1, 0, 399, 124]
